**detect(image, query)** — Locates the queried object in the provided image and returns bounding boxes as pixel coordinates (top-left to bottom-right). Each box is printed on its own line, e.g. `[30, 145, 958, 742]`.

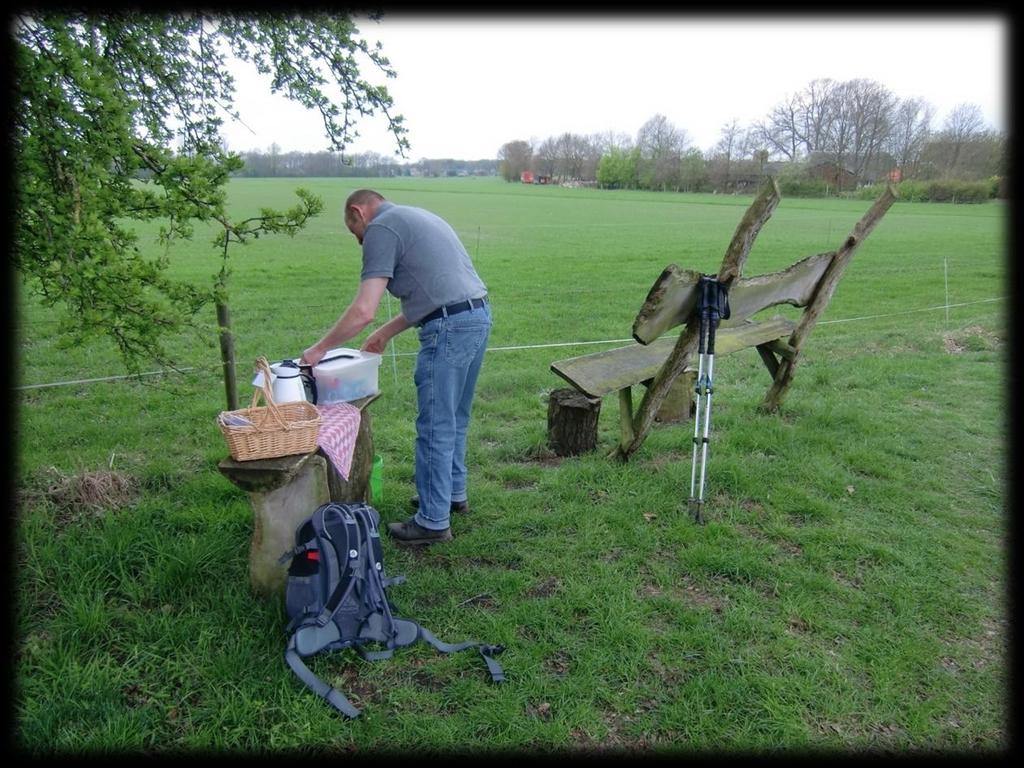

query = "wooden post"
[216, 301, 238, 411]
[761, 185, 897, 413]
[547, 388, 601, 456]
[618, 386, 635, 447]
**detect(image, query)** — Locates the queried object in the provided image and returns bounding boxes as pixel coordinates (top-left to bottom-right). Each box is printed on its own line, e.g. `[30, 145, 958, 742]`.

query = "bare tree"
[707, 119, 743, 191]
[756, 92, 801, 160]
[942, 103, 986, 176]
[590, 130, 634, 154]
[886, 97, 935, 179]
[552, 132, 591, 181]
[845, 79, 897, 183]
[796, 78, 839, 154]
[533, 136, 558, 177]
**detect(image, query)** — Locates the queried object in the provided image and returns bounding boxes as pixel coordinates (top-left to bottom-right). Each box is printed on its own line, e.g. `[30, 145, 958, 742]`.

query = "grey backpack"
[280, 501, 506, 718]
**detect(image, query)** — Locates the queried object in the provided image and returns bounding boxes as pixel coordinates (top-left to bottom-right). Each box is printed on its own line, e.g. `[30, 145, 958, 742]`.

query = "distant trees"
[232, 150, 497, 178]
[498, 139, 532, 181]
[707, 119, 743, 191]
[636, 114, 692, 191]
[886, 97, 935, 180]
[501, 81, 1002, 198]
[753, 78, 896, 188]
[751, 79, 1003, 188]
[596, 147, 640, 189]
[939, 103, 987, 177]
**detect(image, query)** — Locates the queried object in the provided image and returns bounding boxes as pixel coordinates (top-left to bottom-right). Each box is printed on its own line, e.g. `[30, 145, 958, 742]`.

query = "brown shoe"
[409, 496, 470, 514]
[387, 516, 452, 545]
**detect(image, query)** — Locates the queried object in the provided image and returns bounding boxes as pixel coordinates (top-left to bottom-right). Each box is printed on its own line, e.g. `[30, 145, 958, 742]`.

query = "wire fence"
[15, 296, 1004, 391]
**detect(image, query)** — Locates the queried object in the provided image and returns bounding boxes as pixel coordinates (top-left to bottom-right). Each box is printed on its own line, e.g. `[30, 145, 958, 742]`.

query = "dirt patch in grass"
[640, 572, 727, 615]
[455, 592, 499, 610]
[521, 444, 565, 468]
[646, 450, 688, 473]
[951, 613, 1008, 673]
[943, 325, 1002, 354]
[526, 576, 561, 598]
[502, 477, 539, 491]
[735, 523, 804, 559]
[411, 667, 449, 692]
[332, 667, 384, 707]
[831, 565, 866, 590]
[543, 650, 573, 678]
[30, 467, 140, 524]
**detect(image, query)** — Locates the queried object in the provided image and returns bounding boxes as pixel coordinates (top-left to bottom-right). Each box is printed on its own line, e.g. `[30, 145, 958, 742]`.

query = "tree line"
[498, 78, 1006, 196]
[231, 146, 497, 178]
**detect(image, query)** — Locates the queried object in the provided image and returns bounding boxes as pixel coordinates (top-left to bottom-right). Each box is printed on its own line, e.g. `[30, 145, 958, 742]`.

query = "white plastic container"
[312, 348, 382, 404]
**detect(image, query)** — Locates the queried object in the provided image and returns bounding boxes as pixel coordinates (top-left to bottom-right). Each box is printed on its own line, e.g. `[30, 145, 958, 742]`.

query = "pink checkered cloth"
[315, 402, 362, 481]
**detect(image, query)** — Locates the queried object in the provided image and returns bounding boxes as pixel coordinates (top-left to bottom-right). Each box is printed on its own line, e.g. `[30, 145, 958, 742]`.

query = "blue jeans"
[413, 301, 491, 530]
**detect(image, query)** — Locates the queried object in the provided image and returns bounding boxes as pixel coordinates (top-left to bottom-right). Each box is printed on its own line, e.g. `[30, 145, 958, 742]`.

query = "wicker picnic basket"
[217, 356, 321, 461]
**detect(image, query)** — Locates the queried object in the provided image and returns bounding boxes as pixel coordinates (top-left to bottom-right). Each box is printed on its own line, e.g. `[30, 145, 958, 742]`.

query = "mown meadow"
[14, 177, 1008, 754]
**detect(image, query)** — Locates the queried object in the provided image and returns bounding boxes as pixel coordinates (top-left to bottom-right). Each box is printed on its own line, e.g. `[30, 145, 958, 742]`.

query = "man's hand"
[360, 329, 389, 354]
[301, 345, 326, 366]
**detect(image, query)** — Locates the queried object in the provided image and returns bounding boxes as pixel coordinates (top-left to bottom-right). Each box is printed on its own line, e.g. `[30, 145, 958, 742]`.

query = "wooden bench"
[218, 393, 379, 597]
[549, 179, 897, 461]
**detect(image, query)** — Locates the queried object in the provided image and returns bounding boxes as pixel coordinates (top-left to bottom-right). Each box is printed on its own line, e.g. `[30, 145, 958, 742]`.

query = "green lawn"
[14, 177, 1008, 754]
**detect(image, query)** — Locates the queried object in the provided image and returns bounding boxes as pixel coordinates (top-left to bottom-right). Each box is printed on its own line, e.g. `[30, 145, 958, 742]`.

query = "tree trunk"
[547, 388, 601, 456]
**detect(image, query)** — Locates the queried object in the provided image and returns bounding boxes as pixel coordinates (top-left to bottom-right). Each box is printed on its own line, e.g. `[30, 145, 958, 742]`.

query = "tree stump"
[321, 405, 374, 503]
[547, 388, 601, 456]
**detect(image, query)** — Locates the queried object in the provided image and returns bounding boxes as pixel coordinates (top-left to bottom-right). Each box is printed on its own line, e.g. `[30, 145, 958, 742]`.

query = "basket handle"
[250, 356, 292, 432]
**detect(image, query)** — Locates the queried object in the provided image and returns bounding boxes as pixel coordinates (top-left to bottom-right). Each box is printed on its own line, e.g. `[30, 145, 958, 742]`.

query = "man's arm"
[360, 312, 411, 354]
[302, 277, 389, 365]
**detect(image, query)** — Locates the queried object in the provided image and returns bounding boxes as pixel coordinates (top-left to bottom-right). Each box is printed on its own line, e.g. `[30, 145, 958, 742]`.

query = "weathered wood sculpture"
[550, 178, 897, 461]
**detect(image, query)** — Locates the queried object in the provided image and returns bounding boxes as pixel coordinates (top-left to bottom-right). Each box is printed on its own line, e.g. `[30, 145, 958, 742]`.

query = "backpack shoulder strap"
[285, 633, 362, 719]
[416, 626, 506, 683]
[312, 504, 363, 627]
[355, 614, 506, 683]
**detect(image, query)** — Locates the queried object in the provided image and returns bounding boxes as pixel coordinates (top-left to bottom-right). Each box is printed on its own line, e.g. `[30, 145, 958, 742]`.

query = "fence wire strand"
[16, 296, 1004, 391]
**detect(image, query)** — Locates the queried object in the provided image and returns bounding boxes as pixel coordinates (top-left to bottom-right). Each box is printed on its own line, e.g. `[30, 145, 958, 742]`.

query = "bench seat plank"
[551, 316, 796, 398]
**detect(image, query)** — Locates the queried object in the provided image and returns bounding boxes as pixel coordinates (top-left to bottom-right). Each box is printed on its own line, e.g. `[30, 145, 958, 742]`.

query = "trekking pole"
[688, 294, 709, 523]
[688, 275, 730, 524]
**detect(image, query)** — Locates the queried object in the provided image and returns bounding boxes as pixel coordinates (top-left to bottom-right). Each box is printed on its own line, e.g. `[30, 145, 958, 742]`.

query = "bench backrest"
[632, 251, 834, 345]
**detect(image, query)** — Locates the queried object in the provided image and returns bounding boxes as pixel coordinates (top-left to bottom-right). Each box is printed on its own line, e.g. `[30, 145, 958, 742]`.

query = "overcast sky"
[219, 14, 1008, 161]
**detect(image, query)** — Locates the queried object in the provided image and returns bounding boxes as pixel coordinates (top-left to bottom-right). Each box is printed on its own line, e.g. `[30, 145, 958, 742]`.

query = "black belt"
[417, 296, 488, 326]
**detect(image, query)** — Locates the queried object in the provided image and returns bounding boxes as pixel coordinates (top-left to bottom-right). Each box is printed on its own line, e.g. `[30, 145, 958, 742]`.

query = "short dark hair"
[346, 189, 386, 209]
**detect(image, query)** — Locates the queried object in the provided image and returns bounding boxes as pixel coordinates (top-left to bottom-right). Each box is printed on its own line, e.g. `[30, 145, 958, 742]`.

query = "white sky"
[219, 14, 1008, 161]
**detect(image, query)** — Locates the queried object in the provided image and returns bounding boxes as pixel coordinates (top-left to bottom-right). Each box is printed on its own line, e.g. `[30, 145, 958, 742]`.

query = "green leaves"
[12, 12, 405, 377]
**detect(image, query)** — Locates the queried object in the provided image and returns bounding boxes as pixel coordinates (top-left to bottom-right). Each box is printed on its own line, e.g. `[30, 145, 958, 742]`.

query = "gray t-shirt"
[360, 201, 487, 324]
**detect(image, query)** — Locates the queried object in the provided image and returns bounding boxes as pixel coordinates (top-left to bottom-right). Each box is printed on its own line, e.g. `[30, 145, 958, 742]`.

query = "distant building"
[808, 161, 858, 191]
[521, 170, 553, 185]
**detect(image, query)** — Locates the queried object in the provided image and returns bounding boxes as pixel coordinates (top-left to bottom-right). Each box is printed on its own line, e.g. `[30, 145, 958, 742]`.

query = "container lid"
[253, 358, 302, 387]
[313, 348, 381, 376]
[269, 359, 302, 378]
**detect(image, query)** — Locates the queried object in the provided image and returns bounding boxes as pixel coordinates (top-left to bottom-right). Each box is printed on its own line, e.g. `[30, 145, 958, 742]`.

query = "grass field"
[14, 177, 1008, 754]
